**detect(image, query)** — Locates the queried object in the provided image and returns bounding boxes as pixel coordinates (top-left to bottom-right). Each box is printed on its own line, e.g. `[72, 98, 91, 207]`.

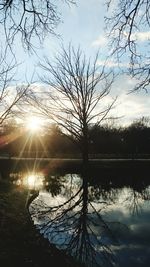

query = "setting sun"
[26, 116, 42, 132]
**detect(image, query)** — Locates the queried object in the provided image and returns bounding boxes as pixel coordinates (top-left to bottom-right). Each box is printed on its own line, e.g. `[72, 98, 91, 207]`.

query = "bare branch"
[27, 45, 116, 162]
[0, 0, 76, 51]
[106, 0, 150, 91]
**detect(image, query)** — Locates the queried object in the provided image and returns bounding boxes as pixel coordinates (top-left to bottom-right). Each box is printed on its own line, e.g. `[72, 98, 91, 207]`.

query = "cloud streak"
[124, 31, 150, 42]
[110, 75, 150, 125]
[96, 59, 129, 68]
[91, 35, 108, 47]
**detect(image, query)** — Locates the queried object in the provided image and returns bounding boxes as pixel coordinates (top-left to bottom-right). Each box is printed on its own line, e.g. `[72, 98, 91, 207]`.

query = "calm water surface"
[20, 171, 150, 267]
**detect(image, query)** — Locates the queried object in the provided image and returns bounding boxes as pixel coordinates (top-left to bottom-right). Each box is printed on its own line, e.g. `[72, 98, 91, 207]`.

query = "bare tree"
[0, 1, 76, 123]
[0, 55, 30, 124]
[30, 174, 116, 267]
[105, 0, 150, 91]
[28, 45, 116, 166]
[0, 0, 75, 51]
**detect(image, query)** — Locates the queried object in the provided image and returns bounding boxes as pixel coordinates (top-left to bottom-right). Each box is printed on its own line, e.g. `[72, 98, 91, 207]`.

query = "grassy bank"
[0, 180, 79, 267]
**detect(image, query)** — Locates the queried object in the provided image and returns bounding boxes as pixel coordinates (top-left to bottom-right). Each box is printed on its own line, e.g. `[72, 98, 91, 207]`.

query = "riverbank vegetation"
[0, 117, 150, 158]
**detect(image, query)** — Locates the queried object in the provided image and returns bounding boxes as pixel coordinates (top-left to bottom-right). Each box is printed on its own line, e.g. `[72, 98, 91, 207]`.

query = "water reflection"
[10, 169, 150, 267]
[11, 172, 45, 190]
[28, 173, 150, 267]
[24, 173, 44, 190]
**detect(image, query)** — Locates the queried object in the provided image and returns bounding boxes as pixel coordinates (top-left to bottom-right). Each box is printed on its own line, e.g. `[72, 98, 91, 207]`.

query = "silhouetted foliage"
[88, 117, 150, 155]
[0, 121, 78, 157]
[0, 117, 150, 157]
[44, 124, 79, 157]
[106, 0, 150, 91]
[0, 0, 75, 51]
[27, 45, 115, 165]
[0, 58, 30, 125]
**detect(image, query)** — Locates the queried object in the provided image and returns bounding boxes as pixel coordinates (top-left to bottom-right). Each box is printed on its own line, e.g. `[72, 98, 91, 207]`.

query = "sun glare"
[23, 173, 44, 190]
[28, 175, 36, 188]
[26, 116, 42, 132]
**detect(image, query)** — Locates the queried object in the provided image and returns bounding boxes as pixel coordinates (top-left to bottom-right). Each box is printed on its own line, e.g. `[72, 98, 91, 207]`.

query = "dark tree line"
[0, 117, 150, 157]
[89, 118, 150, 156]
[0, 122, 78, 157]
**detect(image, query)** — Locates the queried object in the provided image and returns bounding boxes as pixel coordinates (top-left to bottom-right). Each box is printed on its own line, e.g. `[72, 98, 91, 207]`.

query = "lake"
[10, 164, 150, 267]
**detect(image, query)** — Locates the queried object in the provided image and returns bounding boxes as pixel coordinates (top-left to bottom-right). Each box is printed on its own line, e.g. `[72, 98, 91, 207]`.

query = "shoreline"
[0, 181, 79, 267]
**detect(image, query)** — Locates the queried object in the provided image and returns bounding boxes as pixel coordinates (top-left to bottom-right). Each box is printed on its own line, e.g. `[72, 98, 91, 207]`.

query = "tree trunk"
[82, 123, 89, 173]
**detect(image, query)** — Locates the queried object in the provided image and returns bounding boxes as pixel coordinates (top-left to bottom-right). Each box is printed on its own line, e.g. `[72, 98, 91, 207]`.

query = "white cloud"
[96, 59, 129, 68]
[135, 31, 150, 41]
[110, 75, 150, 125]
[124, 31, 150, 42]
[91, 35, 108, 47]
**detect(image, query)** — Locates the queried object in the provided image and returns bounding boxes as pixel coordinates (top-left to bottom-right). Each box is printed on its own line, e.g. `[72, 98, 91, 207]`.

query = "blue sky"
[8, 0, 150, 126]
[14, 0, 107, 79]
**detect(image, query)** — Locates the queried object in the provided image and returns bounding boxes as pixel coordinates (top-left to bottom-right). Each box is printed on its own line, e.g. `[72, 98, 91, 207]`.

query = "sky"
[4, 0, 150, 126]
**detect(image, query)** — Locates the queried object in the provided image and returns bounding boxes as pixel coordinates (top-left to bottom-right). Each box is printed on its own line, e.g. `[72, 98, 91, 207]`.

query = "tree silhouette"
[30, 174, 117, 267]
[0, 0, 75, 51]
[27, 45, 116, 166]
[106, 0, 150, 91]
[0, 56, 30, 125]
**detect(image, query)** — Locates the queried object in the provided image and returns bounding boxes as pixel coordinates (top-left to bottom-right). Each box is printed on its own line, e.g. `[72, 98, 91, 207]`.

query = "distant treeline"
[0, 118, 150, 157]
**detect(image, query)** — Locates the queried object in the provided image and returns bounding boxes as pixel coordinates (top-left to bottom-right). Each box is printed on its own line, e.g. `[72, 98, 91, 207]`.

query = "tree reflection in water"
[29, 173, 117, 267]
[124, 185, 150, 215]
[29, 172, 150, 267]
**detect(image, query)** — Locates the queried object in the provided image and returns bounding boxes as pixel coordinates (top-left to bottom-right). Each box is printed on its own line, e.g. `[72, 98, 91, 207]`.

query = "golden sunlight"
[26, 116, 42, 132]
[23, 173, 44, 190]
[28, 175, 36, 188]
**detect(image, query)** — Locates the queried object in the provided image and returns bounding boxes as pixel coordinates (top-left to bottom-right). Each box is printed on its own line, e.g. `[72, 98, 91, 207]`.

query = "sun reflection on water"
[23, 173, 44, 190]
[11, 172, 45, 190]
